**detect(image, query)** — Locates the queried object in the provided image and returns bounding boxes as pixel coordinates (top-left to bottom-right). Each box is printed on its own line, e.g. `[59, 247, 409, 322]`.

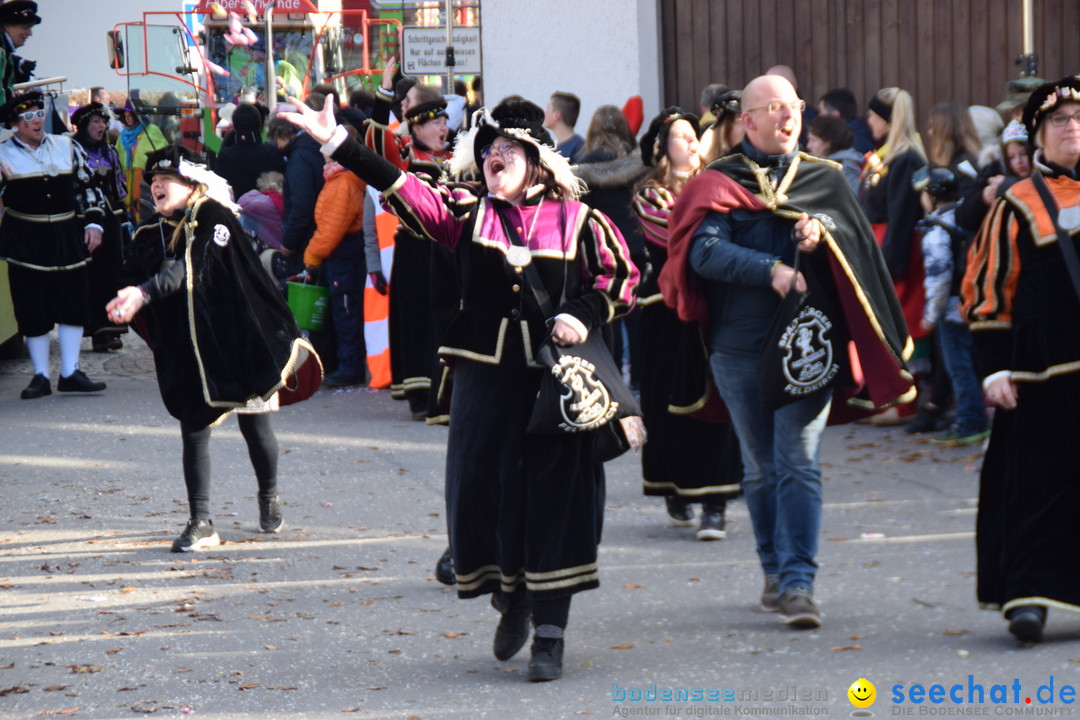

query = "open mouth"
[153, 191, 167, 203]
[489, 159, 506, 174]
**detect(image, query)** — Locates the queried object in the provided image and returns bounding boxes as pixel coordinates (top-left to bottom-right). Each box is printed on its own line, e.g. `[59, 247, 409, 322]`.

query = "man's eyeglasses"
[1047, 110, 1080, 128]
[17, 109, 45, 122]
[480, 141, 522, 160]
[743, 99, 806, 115]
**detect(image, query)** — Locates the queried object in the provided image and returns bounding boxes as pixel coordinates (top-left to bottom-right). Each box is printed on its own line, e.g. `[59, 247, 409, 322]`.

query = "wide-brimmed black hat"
[1023, 76, 1080, 136]
[473, 98, 553, 161]
[71, 102, 112, 129]
[0, 90, 42, 125]
[449, 98, 582, 198]
[0, 0, 40, 26]
[144, 145, 204, 182]
[640, 107, 701, 168]
[404, 98, 448, 126]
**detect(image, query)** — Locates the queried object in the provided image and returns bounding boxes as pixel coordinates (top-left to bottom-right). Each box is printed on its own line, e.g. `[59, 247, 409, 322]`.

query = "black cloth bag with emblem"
[757, 245, 850, 412]
[497, 210, 641, 462]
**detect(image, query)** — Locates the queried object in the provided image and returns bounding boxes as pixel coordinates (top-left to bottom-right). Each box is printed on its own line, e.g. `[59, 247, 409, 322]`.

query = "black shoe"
[696, 505, 727, 541]
[434, 546, 455, 585]
[1008, 606, 1046, 643]
[323, 369, 365, 387]
[57, 369, 106, 393]
[170, 518, 220, 553]
[93, 335, 123, 352]
[493, 598, 531, 661]
[665, 496, 694, 526]
[527, 637, 564, 682]
[904, 404, 944, 434]
[20, 373, 51, 399]
[258, 495, 284, 533]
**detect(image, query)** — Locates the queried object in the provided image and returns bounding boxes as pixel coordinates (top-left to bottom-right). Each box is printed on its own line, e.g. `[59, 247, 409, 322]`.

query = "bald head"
[766, 65, 797, 88]
[741, 75, 802, 155]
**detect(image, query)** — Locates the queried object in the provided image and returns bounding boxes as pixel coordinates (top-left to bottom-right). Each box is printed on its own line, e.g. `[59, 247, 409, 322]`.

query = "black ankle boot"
[492, 598, 531, 661]
[527, 636, 564, 682]
[1008, 605, 1046, 643]
[434, 546, 455, 585]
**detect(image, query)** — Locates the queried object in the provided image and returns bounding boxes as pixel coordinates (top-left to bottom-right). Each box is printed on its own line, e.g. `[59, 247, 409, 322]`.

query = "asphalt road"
[2, 337, 1079, 720]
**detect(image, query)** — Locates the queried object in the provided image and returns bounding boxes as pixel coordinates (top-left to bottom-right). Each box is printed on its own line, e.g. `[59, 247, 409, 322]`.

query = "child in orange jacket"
[305, 132, 369, 387]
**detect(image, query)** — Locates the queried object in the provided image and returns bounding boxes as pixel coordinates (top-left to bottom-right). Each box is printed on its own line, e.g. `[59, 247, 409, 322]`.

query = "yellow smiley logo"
[848, 678, 876, 709]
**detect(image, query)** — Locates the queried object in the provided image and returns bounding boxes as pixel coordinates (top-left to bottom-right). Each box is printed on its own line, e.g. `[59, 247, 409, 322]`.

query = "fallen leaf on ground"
[36, 710, 79, 717]
[830, 644, 862, 651]
[443, 631, 468, 639]
[623, 583, 644, 589]
[237, 683, 260, 690]
[43, 685, 67, 691]
[610, 643, 634, 650]
[943, 629, 970, 636]
[68, 665, 103, 674]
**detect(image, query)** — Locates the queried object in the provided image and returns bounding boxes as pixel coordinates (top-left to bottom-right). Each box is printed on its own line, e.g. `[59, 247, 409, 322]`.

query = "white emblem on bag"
[1058, 206, 1080, 231]
[551, 354, 618, 431]
[778, 307, 839, 395]
[212, 224, 230, 247]
[506, 245, 532, 268]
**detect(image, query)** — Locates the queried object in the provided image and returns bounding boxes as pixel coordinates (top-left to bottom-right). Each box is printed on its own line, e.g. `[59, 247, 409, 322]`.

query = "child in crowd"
[915, 166, 989, 446]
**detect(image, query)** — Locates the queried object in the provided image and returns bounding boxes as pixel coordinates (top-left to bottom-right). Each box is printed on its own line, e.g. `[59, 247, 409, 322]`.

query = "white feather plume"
[179, 158, 240, 214]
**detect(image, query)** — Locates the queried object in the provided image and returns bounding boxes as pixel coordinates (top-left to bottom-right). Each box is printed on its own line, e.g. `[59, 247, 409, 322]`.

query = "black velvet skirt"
[446, 354, 606, 602]
[977, 370, 1080, 616]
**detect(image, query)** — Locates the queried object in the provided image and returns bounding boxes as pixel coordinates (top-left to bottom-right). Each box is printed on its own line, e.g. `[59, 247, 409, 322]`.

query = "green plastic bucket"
[287, 280, 330, 331]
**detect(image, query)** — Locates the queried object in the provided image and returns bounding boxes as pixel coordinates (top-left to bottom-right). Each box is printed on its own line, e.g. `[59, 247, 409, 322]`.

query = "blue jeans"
[937, 311, 987, 435]
[709, 351, 831, 594]
[323, 231, 367, 376]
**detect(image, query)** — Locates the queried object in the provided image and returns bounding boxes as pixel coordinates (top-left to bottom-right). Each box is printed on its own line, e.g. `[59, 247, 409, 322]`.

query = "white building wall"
[29, 0, 181, 93]
[479, 0, 661, 142]
[30, 1, 662, 126]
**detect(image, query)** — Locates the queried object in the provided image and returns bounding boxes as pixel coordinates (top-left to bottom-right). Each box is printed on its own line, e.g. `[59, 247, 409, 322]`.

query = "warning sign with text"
[400, 26, 481, 75]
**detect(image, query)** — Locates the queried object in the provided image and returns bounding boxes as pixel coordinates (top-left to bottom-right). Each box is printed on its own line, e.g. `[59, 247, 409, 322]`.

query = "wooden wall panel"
[660, 0, 1079, 132]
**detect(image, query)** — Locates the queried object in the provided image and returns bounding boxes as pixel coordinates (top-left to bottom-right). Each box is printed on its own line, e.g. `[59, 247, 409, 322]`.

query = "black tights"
[504, 588, 571, 630]
[531, 596, 571, 630]
[180, 413, 279, 521]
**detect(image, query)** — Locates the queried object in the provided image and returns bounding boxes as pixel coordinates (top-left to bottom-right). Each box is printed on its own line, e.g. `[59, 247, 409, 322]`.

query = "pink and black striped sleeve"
[562, 206, 640, 329]
[633, 185, 675, 249]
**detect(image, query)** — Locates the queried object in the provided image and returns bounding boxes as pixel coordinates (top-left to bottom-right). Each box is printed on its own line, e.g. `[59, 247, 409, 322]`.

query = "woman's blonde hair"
[699, 114, 742, 164]
[927, 101, 982, 167]
[875, 87, 926, 166]
[167, 184, 206, 252]
[637, 155, 698, 197]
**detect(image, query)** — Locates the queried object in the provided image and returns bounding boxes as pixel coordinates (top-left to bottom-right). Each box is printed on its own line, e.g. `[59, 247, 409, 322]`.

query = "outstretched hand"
[278, 96, 337, 146]
[381, 57, 398, 92]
